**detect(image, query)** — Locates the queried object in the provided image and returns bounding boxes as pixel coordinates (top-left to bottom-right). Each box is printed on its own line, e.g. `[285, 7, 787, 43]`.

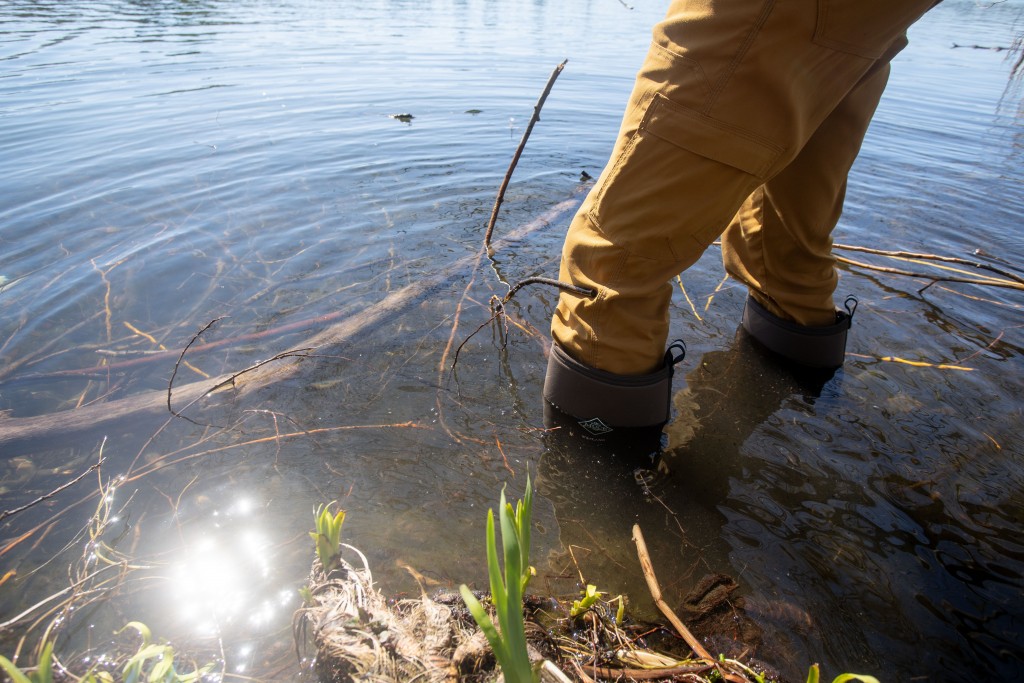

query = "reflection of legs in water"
[662, 327, 839, 505]
[537, 325, 842, 663]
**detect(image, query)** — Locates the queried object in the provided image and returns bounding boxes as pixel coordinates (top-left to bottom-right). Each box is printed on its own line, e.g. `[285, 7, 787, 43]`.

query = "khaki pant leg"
[721, 59, 893, 327]
[552, 0, 935, 375]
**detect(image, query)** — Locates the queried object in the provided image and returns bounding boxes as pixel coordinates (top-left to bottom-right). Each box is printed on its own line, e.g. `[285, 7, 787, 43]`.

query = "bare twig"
[169, 347, 314, 428]
[587, 663, 715, 679]
[834, 256, 1024, 292]
[502, 276, 594, 302]
[0, 456, 105, 523]
[484, 59, 568, 255]
[448, 277, 595, 374]
[167, 317, 225, 416]
[833, 243, 1024, 285]
[631, 524, 712, 661]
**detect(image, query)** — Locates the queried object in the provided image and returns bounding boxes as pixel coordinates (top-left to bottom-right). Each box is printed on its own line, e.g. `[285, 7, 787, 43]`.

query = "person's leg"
[721, 59, 893, 367]
[546, 0, 934, 430]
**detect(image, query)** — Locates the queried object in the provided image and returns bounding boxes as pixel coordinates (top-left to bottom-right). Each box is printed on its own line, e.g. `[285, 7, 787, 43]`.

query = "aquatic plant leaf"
[35, 641, 54, 683]
[497, 488, 533, 683]
[0, 655, 33, 683]
[149, 650, 173, 681]
[459, 585, 512, 670]
[831, 676, 881, 683]
[570, 584, 603, 617]
[462, 480, 537, 683]
[518, 475, 533, 592]
[117, 621, 154, 646]
[485, 509, 506, 609]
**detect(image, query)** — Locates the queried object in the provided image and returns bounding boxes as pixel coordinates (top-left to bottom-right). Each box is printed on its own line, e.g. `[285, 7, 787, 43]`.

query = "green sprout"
[0, 641, 54, 683]
[118, 622, 211, 683]
[569, 584, 603, 618]
[459, 475, 536, 683]
[806, 664, 881, 683]
[0, 624, 211, 683]
[310, 502, 346, 570]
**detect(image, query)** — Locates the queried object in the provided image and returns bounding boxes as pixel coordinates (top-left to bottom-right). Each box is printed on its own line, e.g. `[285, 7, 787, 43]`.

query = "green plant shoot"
[0, 641, 53, 683]
[570, 584, 603, 617]
[459, 475, 536, 683]
[117, 622, 212, 683]
[0, 641, 114, 683]
[806, 663, 881, 683]
[310, 502, 346, 570]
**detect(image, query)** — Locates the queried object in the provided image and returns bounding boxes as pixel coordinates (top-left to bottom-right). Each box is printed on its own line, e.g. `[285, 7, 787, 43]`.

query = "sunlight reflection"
[167, 502, 276, 637]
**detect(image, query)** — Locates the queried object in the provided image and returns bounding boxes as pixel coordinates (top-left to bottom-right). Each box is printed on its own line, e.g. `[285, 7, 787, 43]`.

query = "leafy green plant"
[569, 584, 603, 618]
[0, 641, 54, 683]
[805, 663, 881, 683]
[459, 476, 536, 683]
[0, 623, 210, 683]
[118, 621, 211, 683]
[310, 502, 346, 570]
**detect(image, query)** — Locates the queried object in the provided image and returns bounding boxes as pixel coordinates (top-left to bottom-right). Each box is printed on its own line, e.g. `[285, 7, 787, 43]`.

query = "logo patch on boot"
[577, 417, 613, 436]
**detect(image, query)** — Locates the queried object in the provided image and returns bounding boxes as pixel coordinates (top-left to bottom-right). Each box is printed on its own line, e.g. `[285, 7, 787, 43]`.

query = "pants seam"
[705, 0, 776, 115]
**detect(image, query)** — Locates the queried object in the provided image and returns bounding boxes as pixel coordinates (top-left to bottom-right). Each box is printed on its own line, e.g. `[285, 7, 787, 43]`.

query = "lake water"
[1, 1, 1022, 681]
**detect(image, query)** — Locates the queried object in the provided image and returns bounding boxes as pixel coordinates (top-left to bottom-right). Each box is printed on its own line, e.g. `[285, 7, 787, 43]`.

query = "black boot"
[542, 341, 685, 461]
[741, 295, 857, 369]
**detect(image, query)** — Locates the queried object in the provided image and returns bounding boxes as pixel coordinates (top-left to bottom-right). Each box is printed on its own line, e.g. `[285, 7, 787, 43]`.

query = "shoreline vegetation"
[1, 473, 879, 683]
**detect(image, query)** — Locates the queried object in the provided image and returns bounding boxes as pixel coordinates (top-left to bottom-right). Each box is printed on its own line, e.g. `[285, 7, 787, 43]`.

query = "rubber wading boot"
[542, 340, 686, 460]
[741, 295, 857, 369]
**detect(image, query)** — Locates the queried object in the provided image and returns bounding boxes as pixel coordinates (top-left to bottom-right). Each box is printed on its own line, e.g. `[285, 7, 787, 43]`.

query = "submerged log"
[0, 198, 580, 457]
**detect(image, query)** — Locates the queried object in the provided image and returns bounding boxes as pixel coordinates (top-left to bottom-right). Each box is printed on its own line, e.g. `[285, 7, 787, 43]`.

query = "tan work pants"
[551, 0, 935, 375]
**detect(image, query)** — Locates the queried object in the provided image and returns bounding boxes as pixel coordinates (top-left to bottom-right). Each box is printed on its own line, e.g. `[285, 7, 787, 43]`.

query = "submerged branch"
[0, 455, 105, 523]
[834, 255, 1024, 292]
[0, 200, 581, 457]
[631, 524, 711, 662]
[833, 242, 1024, 286]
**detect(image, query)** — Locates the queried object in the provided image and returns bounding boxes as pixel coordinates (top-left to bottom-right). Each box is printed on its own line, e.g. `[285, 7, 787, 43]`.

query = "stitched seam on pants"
[705, 0, 775, 115]
[590, 244, 631, 370]
[587, 108, 645, 228]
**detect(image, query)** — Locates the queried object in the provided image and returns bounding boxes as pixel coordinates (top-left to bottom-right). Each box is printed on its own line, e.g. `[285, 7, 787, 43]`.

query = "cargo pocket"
[589, 93, 780, 257]
[813, 0, 933, 59]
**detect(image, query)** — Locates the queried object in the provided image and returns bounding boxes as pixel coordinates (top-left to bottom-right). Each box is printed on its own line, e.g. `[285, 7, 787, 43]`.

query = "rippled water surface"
[1, 1, 1022, 681]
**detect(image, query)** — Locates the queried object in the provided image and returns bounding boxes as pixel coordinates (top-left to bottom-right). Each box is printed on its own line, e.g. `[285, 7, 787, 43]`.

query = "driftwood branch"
[483, 59, 568, 255]
[834, 256, 1024, 292]
[833, 243, 1024, 286]
[0, 452, 105, 523]
[0, 200, 582, 457]
[631, 524, 711, 661]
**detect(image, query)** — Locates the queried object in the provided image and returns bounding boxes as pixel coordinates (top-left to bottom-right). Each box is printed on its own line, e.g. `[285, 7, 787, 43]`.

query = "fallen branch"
[0, 453, 105, 523]
[833, 243, 1024, 286]
[484, 59, 568, 255]
[448, 277, 594, 374]
[587, 663, 714, 679]
[0, 199, 582, 457]
[631, 524, 711, 661]
[834, 256, 1024, 292]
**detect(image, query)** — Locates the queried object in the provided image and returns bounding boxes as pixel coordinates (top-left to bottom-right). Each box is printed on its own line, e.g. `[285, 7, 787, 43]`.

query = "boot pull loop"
[664, 339, 686, 375]
[844, 295, 859, 319]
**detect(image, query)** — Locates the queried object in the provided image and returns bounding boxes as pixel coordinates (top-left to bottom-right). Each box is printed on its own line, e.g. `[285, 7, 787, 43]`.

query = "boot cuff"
[543, 344, 674, 430]
[742, 296, 852, 369]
